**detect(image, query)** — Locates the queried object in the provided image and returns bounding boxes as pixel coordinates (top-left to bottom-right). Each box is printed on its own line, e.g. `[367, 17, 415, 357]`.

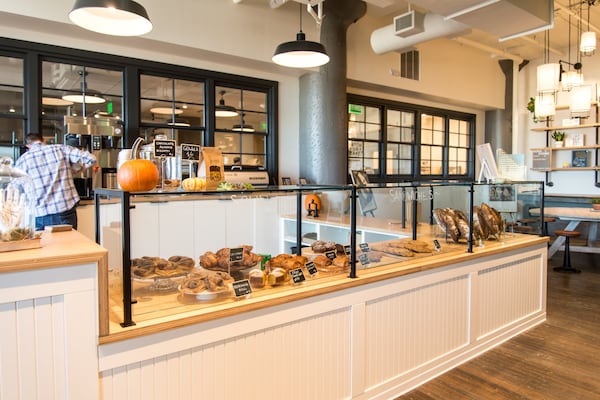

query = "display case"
[94, 181, 544, 338]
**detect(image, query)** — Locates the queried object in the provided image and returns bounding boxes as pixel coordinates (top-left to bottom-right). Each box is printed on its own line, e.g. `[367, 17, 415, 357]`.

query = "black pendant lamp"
[69, 0, 152, 36]
[272, 3, 329, 68]
[215, 90, 239, 118]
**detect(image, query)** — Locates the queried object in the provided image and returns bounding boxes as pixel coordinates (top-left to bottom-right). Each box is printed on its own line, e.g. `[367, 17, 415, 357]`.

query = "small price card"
[359, 243, 370, 252]
[344, 244, 352, 255]
[153, 139, 176, 158]
[433, 239, 441, 251]
[325, 250, 337, 260]
[305, 261, 318, 276]
[289, 268, 306, 284]
[230, 247, 244, 263]
[232, 280, 252, 297]
[181, 143, 201, 161]
[358, 252, 370, 266]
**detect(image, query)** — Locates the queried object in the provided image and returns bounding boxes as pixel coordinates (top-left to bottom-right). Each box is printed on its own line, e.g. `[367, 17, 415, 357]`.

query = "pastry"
[248, 269, 266, 288]
[312, 254, 332, 268]
[267, 267, 289, 286]
[311, 240, 336, 253]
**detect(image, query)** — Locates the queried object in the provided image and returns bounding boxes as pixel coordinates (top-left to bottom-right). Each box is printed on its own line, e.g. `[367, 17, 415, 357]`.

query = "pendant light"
[68, 0, 152, 37]
[570, 84, 592, 118]
[561, 11, 584, 92]
[61, 69, 105, 105]
[215, 90, 238, 118]
[537, 29, 560, 97]
[535, 93, 556, 119]
[272, 3, 329, 68]
[232, 113, 255, 132]
[580, 1, 596, 56]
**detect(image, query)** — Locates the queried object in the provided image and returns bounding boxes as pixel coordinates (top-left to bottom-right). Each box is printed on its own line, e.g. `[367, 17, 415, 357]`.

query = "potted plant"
[551, 131, 566, 147]
[592, 198, 600, 211]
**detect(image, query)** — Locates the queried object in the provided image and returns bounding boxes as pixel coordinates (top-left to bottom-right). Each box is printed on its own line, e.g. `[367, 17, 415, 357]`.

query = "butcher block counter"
[0, 229, 108, 400]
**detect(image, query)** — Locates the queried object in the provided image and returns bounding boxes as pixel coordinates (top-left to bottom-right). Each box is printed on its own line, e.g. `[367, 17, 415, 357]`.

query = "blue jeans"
[36, 206, 78, 231]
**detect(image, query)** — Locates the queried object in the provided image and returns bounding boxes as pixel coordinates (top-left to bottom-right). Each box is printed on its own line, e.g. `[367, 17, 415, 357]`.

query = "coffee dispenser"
[64, 116, 123, 197]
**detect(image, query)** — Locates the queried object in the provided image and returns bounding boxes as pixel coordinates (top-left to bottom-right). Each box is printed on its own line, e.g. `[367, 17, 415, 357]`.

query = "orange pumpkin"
[117, 137, 159, 192]
[304, 193, 321, 212]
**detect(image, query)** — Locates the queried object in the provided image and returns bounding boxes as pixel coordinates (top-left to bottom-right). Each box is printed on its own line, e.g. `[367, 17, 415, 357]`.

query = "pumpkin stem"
[131, 137, 145, 160]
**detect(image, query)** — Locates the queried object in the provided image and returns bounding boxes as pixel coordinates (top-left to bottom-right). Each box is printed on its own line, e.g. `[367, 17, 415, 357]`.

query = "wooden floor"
[396, 250, 600, 400]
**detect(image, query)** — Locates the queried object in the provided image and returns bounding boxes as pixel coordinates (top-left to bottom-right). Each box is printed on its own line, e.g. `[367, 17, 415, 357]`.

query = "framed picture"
[298, 177, 308, 185]
[572, 150, 590, 167]
[488, 184, 517, 212]
[350, 170, 377, 217]
[281, 177, 292, 185]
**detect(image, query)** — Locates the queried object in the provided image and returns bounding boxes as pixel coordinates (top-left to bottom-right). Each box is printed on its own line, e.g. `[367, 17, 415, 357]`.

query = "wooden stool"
[542, 217, 556, 237]
[553, 230, 581, 273]
[513, 225, 534, 233]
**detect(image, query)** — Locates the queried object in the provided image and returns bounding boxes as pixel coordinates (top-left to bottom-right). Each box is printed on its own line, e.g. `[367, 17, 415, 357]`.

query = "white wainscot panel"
[476, 254, 544, 339]
[363, 275, 470, 389]
[100, 308, 353, 400]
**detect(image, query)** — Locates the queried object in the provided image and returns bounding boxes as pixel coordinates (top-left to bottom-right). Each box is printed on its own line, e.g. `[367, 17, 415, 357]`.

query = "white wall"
[0, 0, 509, 182]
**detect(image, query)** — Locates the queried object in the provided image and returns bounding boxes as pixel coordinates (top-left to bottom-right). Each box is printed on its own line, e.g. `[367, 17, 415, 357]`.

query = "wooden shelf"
[530, 145, 600, 151]
[531, 167, 600, 171]
[531, 122, 600, 132]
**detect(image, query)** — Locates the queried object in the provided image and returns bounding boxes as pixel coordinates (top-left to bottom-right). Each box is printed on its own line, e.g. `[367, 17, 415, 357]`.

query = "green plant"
[551, 131, 566, 141]
[591, 198, 600, 204]
[527, 97, 538, 122]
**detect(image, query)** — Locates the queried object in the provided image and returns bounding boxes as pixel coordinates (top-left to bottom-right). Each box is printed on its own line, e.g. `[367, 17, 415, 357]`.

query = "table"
[530, 207, 600, 258]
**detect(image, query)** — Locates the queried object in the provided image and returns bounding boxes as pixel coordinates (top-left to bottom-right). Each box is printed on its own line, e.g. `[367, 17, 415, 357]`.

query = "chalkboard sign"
[289, 268, 306, 284]
[433, 239, 441, 251]
[344, 245, 352, 255]
[232, 279, 252, 297]
[359, 243, 370, 252]
[325, 250, 337, 260]
[154, 139, 176, 158]
[358, 252, 370, 266]
[181, 143, 201, 161]
[230, 247, 244, 263]
[531, 150, 551, 171]
[305, 261, 318, 276]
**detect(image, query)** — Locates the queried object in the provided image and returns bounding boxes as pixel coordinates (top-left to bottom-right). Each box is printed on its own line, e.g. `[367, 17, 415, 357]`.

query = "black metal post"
[412, 186, 418, 240]
[121, 191, 135, 327]
[467, 184, 474, 253]
[349, 185, 357, 278]
[296, 190, 302, 256]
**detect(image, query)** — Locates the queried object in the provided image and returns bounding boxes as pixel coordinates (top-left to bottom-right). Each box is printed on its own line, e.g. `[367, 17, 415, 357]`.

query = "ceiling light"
[232, 113, 255, 132]
[272, 3, 329, 68]
[42, 97, 74, 106]
[580, 31, 597, 56]
[215, 90, 238, 118]
[537, 63, 560, 94]
[570, 85, 592, 118]
[68, 0, 152, 36]
[62, 92, 106, 104]
[167, 117, 190, 127]
[535, 93, 555, 119]
[150, 107, 183, 115]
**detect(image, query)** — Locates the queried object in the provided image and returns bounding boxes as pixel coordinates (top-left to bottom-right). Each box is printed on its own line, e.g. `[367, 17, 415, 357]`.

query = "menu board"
[531, 150, 551, 171]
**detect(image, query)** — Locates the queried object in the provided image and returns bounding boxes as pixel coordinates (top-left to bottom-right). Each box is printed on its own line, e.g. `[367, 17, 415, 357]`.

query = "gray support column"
[485, 59, 514, 154]
[299, 0, 366, 184]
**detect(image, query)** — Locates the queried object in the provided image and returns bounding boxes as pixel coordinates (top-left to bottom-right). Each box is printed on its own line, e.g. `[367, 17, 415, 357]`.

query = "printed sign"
[325, 250, 337, 260]
[433, 239, 441, 251]
[358, 252, 370, 266]
[359, 243, 370, 252]
[230, 247, 244, 263]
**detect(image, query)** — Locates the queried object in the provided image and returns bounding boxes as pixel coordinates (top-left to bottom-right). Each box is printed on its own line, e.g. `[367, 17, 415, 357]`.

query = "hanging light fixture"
[215, 90, 238, 118]
[535, 93, 556, 119]
[68, 0, 152, 36]
[232, 113, 255, 132]
[272, 3, 329, 68]
[61, 70, 106, 104]
[537, 29, 560, 97]
[560, 10, 584, 92]
[570, 84, 592, 117]
[580, 1, 596, 56]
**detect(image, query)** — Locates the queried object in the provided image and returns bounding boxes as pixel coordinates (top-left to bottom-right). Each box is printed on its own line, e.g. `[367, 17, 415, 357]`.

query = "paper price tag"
[305, 261, 318, 276]
[358, 252, 370, 266]
[232, 280, 252, 297]
[230, 247, 244, 263]
[359, 243, 370, 252]
[289, 268, 306, 284]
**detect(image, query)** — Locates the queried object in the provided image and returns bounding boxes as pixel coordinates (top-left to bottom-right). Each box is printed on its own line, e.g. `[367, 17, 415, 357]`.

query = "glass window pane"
[401, 112, 414, 126]
[431, 146, 443, 160]
[364, 142, 379, 159]
[348, 140, 364, 157]
[365, 123, 380, 140]
[421, 130, 432, 144]
[433, 116, 444, 131]
[401, 127, 413, 143]
[387, 126, 400, 142]
[387, 109, 401, 126]
[431, 160, 442, 174]
[348, 121, 364, 139]
[433, 131, 444, 145]
[365, 106, 380, 124]
[449, 133, 459, 147]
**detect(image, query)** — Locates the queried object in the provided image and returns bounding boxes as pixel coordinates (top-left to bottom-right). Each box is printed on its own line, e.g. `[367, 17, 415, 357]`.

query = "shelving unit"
[529, 104, 600, 187]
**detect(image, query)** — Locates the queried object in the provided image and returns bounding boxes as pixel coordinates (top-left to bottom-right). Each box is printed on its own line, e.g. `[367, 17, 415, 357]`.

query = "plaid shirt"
[15, 142, 96, 217]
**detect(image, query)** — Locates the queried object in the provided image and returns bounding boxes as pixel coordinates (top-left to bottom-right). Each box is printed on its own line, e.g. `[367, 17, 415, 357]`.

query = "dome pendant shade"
[272, 31, 330, 68]
[215, 90, 238, 118]
[69, 0, 152, 36]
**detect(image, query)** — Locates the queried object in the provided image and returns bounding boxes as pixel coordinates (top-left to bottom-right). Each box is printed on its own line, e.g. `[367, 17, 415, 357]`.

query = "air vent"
[400, 50, 420, 80]
[394, 10, 425, 37]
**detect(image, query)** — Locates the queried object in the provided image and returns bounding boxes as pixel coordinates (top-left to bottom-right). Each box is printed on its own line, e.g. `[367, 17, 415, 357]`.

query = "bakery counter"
[99, 231, 548, 400]
[0, 230, 108, 400]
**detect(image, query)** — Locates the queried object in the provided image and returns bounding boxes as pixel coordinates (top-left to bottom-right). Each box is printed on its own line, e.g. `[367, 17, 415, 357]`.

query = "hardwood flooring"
[396, 251, 600, 400]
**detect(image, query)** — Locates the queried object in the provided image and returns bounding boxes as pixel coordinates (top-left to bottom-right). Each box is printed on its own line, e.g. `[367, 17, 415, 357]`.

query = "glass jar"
[0, 157, 36, 241]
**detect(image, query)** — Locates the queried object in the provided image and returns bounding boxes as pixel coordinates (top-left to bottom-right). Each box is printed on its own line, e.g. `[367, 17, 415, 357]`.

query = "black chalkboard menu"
[181, 143, 201, 161]
[153, 139, 176, 158]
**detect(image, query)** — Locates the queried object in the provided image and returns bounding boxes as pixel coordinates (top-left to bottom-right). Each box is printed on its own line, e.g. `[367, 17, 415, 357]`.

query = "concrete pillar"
[299, 0, 366, 184]
[485, 59, 514, 154]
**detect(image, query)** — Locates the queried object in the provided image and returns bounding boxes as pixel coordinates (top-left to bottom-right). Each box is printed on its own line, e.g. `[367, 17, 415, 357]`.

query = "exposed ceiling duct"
[371, 12, 469, 54]
[370, 0, 554, 55]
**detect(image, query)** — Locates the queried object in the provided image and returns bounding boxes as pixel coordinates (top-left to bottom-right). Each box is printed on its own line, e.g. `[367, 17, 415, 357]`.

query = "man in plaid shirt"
[15, 133, 96, 231]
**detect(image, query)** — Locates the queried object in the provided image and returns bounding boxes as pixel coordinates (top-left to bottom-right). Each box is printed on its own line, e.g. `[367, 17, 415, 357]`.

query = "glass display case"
[94, 181, 544, 334]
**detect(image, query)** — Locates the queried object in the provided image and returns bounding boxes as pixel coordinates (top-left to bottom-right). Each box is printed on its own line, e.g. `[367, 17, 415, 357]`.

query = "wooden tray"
[0, 237, 42, 253]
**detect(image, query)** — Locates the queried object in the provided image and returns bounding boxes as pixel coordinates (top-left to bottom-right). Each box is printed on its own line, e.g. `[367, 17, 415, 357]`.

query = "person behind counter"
[15, 133, 97, 230]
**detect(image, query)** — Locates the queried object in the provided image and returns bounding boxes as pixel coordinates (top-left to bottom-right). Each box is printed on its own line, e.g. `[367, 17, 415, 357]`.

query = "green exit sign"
[107, 102, 113, 114]
[348, 104, 363, 114]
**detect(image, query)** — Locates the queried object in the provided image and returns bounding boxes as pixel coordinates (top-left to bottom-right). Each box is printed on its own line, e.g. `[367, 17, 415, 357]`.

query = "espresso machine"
[64, 116, 123, 198]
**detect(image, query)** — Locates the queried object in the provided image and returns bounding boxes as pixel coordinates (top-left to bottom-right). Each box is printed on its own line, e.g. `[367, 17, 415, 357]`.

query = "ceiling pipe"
[370, 12, 469, 54]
